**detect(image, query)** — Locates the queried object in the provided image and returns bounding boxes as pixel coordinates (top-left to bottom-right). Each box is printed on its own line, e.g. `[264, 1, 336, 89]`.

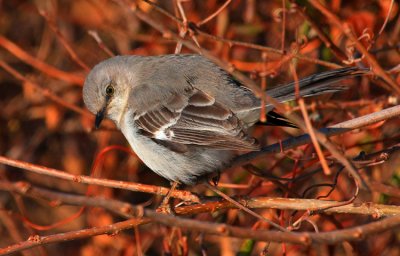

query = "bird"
[83, 54, 363, 185]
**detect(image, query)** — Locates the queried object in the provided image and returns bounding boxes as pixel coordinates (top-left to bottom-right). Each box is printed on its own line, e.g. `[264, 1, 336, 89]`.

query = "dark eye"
[105, 85, 114, 96]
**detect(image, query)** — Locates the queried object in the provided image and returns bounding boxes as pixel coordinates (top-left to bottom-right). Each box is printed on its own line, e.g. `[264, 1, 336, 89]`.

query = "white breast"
[119, 110, 235, 184]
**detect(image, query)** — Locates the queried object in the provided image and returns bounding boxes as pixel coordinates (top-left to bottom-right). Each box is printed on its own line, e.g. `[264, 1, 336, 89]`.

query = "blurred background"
[0, 0, 400, 255]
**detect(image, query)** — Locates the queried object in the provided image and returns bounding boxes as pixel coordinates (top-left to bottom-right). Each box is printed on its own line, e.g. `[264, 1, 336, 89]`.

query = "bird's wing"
[131, 86, 259, 151]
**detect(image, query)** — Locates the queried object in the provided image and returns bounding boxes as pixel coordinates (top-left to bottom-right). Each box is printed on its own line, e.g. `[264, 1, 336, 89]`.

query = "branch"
[2, 199, 400, 255]
[0, 156, 199, 202]
[232, 105, 400, 167]
[0, 60, 91, 118]
[308, 0, 400, 94]
[142, 0, 341, 68]
[0, 35, 84, 86]
[2, 181, 399, 220]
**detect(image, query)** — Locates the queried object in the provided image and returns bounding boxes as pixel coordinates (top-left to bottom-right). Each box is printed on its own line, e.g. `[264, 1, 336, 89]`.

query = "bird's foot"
[156, 200, 175, 214]
[156, 181, 179, 214]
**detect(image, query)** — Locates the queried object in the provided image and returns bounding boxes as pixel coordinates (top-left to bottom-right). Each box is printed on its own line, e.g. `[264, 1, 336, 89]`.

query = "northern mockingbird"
[83, 54, 363, 185]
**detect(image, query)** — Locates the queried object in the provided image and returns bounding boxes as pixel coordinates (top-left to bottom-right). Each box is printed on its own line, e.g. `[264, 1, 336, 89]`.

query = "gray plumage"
[83, 54, 364, 185]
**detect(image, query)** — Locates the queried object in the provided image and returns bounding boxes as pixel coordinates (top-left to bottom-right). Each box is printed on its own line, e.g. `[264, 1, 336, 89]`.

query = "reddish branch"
[308, 0, 400, 94]
[0, 155, 199, 202]
[141, 0, 341, 69]
[0, 60, 91, 118]
[1, 181, 399, 218]
[0, 35, 84, 86]
[38, 10, 90, 71]
[1, 184, 400, 256]
[290, 2, 348, 61]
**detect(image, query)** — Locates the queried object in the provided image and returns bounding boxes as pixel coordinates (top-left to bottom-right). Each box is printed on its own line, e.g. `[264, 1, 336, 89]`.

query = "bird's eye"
[105, 85, 114, 96]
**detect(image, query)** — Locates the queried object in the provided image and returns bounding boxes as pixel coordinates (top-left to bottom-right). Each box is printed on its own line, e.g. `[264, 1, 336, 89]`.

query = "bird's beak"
[95, 107, 106, 129]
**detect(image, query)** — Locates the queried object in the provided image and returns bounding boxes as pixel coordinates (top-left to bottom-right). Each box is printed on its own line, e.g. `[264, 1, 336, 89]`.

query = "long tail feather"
[266, 67, 368, 103]
[255, 67, 368, 128]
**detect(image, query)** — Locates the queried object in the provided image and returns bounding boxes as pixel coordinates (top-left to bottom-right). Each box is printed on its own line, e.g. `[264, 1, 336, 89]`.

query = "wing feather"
[132, 88, 259, 151]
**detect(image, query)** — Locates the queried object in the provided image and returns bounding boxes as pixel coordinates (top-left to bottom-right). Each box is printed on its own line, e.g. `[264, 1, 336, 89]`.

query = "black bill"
[95, 108, 106, 129]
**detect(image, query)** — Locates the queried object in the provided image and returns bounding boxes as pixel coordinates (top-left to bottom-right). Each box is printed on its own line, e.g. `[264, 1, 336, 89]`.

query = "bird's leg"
[162, 181, 178, 206]
[157, 181, 179, 214]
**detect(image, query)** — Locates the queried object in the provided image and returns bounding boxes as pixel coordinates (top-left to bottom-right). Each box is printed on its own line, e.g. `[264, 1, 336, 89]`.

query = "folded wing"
[133, 87, 259, 151]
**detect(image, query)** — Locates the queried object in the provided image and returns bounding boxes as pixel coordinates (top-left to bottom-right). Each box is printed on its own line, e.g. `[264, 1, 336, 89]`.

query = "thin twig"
[141, 0, 342, 69]
[291, 3, 347, 61]
[290, 62, 332, 175]
[0, 35, 84, 86]
[87, 30, 115, 57]
[204, 183, 287, 232]
[0, 60, 91, 118]
[197, 0, 232, 26]
[38, 9, 90, 71]
[308, 0, 400, 94]
[378, 0, 395, 36]
[280, 0, 286, 53]
[174, 0, 188, 53]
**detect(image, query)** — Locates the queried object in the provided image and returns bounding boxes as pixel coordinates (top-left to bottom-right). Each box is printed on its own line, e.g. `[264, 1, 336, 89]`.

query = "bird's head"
[83, 56, 138, 128]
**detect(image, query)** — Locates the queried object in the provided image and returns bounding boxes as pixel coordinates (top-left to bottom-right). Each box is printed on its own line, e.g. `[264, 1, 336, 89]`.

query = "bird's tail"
[238, 67, 368, 127]
[266, 67, 368, 103]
